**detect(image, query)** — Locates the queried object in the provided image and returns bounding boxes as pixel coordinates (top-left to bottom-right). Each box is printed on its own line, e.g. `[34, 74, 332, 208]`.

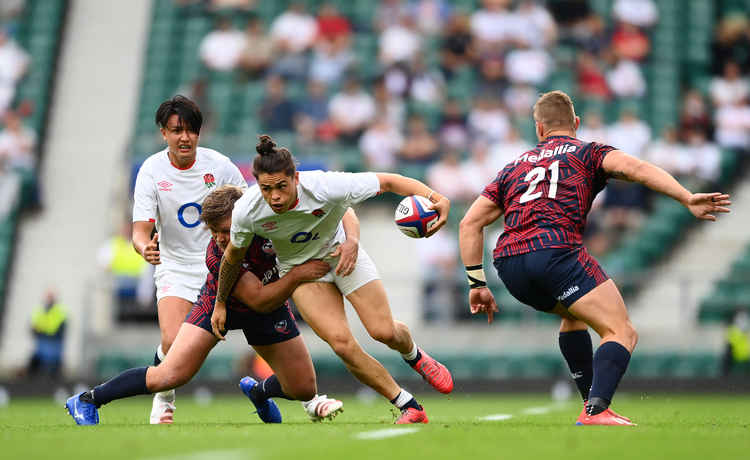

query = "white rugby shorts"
[280, 245, 380, 296]
[153, 262, 208, 303]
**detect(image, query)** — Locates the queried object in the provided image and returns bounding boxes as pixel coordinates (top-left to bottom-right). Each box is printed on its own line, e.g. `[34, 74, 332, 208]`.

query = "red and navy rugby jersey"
[199, 235, 280, 312]
[482, 136, 616, 259]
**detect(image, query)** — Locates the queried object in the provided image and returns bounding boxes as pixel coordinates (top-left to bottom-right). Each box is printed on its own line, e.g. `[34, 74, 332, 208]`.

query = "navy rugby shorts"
[186, 300, 299, 346]
[493, 246, 609, 312]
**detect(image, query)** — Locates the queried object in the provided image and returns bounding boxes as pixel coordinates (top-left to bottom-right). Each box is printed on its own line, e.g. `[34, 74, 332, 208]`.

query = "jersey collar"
[166, 150, 197, 170]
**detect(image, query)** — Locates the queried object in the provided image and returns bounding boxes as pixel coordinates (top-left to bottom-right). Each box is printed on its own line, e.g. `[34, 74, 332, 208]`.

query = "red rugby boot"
[606, 407, 631, 422]
[576, 409, 636, 426]
[410, 349, 454, 394]
[578, 402, 633, 424]
[395, 407, 429, 424]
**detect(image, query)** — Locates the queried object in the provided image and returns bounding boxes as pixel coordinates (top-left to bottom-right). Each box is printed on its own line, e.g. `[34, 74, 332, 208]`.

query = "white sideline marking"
[479, 414, 513, 421]
[142, 449, 250, 460]
[355, 427, 420, 440]
[521, 406, 552, 415]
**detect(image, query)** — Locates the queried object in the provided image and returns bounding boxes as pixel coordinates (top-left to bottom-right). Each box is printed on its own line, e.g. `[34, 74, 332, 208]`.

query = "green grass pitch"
[1, 393, 748, 460]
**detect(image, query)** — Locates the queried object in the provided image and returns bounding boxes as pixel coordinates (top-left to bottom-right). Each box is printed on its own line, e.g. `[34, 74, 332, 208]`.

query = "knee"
[148, 365, 191, 392]
[625, 323, 638, 350]
[368, 325, 397, 347]
[614, 322, 638, 352]
[328, 334, 359, 361]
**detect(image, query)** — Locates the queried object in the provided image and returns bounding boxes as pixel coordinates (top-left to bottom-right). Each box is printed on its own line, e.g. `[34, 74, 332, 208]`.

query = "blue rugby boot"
[65, 392, 99, 425]
[239, 376, 282, 423]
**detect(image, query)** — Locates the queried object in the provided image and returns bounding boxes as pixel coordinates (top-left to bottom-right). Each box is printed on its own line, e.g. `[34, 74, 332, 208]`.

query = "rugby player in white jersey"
[213, 135, 454, 424]
[131, 96, 247, 424]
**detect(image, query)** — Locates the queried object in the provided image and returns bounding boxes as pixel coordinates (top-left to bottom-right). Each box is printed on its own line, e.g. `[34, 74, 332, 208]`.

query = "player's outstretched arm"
[212, 241, 248, 339]
[231, 260, 331, 313]
[459, 196, 503, 323]
[602, 150, 732, 221]
[132, 221, 160, 265]
[375, 173, 450, 237]
[330, 208, 359, 276]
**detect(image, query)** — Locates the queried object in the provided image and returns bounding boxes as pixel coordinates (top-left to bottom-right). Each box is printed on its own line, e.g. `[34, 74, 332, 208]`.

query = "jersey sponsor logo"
[204, 173, 215, 188]
[261, 221, 278, 231]
[177, 202, 202, 228]
[291, 231, 320, 243]
[261, 268, 276, 284]
[157, 180, 173, 191]
[274, 320, 290, 334]
[557, 285, 580, 301]
[514, 144, 576, 165]
[312, 208, 325, 218]
[262, 240, 275, 255]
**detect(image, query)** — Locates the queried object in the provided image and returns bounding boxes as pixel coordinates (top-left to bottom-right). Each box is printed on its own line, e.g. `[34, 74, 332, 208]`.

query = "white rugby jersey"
[230, 170, 380, 267]
[133, 147, 247, 265]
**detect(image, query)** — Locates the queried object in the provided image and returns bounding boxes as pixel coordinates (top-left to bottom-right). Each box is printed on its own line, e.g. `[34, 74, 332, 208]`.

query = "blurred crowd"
[149, 0, 750, 322]
[0, 0, 39, 217]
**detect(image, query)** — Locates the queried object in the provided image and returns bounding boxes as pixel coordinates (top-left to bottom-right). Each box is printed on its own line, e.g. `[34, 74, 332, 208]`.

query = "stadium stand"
[122, 0, 747, 328]
[0, 0, 68, 320]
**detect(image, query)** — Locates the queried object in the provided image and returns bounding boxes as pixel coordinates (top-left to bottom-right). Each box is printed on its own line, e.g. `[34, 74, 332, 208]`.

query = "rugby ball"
[394, 195, 439, 238]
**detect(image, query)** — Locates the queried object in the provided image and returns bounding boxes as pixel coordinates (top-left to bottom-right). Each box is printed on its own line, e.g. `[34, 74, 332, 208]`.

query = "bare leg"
[346, 280, 413, 354]
[252, 335, 317, 401]
[567, 280, 638, 352]
[156, 296, 194, 354]
[146, 323, 217, 392]
[292, 282, 401, 400]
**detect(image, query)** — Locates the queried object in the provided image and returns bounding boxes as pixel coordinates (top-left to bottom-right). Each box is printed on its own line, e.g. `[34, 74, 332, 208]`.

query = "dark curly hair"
[253, 134, 297, 179]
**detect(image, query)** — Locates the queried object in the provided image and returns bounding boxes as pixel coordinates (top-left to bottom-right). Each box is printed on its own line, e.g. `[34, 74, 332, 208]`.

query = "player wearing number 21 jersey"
[459, 90, 731, 427]
[483, 136, 612, 259]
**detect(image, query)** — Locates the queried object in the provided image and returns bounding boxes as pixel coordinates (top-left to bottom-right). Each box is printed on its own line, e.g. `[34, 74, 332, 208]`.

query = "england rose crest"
[204, 173, 215, 188]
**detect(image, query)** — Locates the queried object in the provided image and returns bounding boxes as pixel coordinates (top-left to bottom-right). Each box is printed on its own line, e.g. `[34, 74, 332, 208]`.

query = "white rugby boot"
[303, 394, 344, 422]
[150, 389, 176, 424]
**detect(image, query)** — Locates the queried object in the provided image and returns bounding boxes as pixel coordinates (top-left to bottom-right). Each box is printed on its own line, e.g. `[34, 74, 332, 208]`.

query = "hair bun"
[256, 134, 276, 156]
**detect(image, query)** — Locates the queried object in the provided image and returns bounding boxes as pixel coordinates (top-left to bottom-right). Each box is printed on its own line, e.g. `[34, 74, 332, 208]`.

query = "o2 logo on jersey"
[177, 202, 202, 228]
[290, 231, 320, 243]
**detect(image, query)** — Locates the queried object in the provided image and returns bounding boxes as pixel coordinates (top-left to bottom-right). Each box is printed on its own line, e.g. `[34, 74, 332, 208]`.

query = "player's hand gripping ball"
[394, 195, 439, 238]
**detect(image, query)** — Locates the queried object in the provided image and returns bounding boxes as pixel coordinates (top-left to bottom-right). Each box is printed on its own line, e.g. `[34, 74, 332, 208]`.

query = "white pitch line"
[142, 449, 250, 460]
[521, 406, 552, 415]
[479, 414, 514, 421]
[355, 427, 420, 440]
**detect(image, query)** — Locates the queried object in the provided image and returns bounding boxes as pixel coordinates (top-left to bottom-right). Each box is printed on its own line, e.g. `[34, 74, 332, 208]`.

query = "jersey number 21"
[520, 160, 560, 204]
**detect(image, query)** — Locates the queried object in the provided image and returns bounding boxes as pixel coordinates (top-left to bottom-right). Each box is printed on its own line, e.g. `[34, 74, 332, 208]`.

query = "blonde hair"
[532, 90, 576, 131]
[201, 185, 244, 227]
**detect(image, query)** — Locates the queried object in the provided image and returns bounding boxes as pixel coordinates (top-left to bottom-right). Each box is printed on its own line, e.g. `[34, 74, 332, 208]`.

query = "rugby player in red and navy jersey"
[459, 90, 732, 426]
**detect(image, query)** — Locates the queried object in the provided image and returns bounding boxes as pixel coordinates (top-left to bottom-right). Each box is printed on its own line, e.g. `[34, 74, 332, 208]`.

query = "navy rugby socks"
[402, 342, 422, 367]
[587, 341, 631, 415]
[250, 375, 291, 401]
[558, 330, 593, 401]
[390, 389, 421, 411]
[82, 367, 149, 408]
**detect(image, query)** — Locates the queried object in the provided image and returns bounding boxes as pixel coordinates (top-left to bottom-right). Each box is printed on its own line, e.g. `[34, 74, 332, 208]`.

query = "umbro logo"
[157, 180, 173, 191]
[312, 208, 325, 218]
